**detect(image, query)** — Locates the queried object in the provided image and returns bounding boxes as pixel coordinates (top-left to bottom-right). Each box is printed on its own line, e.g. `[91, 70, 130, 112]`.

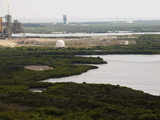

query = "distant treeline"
[23, 21, 160, 33]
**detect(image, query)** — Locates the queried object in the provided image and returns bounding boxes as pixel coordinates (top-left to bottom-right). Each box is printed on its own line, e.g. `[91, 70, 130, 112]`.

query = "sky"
[0, 0, 160, 22]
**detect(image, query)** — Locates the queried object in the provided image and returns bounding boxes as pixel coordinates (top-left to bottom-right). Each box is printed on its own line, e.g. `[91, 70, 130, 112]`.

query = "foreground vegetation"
[1, 82, 160, 120]
[0, 47, 108, 119]
[1, 35, 160, 119]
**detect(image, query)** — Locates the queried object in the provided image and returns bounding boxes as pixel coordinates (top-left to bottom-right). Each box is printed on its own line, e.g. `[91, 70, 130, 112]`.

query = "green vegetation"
[1, 82, 160, 120]
[0, 47, 107, 85]
[1, 35, 160, 119]
[93, 34, 160, 54]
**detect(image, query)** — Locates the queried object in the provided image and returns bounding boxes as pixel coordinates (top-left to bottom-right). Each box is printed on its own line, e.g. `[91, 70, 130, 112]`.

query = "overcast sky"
[0, 0, 160, 22]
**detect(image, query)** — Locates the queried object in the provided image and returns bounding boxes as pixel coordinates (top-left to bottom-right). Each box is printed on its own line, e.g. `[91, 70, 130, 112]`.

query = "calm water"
[44, 55, 160, 96]
[14, 32, 160, 38]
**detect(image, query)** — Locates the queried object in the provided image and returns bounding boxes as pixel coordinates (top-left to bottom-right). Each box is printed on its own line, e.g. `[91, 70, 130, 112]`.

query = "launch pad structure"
[0, 15, 12, 39]
[0, 0, 23, 39]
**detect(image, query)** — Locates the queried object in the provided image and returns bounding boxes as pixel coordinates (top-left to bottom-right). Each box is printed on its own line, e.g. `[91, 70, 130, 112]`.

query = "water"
[29, 89, 43, 93]
[29, 88, 46, 93]
[13, 32, 160, 38]
[44, 55, 160, 96]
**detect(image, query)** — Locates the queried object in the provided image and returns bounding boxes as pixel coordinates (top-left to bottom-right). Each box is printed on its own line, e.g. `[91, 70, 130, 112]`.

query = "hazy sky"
[0, 0, 160, 22]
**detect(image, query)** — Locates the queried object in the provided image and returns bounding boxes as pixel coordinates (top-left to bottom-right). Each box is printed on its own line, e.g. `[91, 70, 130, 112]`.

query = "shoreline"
[43, 55, 160, 96]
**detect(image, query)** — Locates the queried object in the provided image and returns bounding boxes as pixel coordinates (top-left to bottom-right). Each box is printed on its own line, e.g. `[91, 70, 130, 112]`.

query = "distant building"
[120, 40, 129, 45]
[0, 14, 24, 38]
[63, 15, 67, 24]
[12, 20, 24, 33]
[56, 40, 66, 48]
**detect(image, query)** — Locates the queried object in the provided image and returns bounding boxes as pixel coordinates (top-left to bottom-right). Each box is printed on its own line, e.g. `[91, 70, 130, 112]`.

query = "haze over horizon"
[0, 0, 160, 22]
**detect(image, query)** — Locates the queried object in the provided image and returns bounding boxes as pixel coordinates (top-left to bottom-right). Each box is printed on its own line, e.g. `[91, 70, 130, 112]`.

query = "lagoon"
[45, 55, 160, 96]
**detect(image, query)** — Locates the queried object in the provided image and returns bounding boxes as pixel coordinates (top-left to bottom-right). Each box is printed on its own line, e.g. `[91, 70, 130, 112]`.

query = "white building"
[120, 40, 129, 45]
[56, 40, 66, 48]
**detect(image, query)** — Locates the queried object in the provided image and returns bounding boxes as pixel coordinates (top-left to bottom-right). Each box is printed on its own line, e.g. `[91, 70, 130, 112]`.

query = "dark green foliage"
[1, 82, 160, 120]
[0, 38, 160, 119]
[0, 47, 106, 85]
[0, 47, 107, 119]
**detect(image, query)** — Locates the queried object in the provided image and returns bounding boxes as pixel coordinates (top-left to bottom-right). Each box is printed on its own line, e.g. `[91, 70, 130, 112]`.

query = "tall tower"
[12, 20, 23, 33]
[5, 0, 12, 38]
[5, 14, 12, 38]
[63, 15, 67, 24]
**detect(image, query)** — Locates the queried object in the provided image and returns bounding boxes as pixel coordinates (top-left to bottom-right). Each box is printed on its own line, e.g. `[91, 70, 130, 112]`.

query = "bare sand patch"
[0, 40, 18, 47]
[25, 65, 53, 71]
